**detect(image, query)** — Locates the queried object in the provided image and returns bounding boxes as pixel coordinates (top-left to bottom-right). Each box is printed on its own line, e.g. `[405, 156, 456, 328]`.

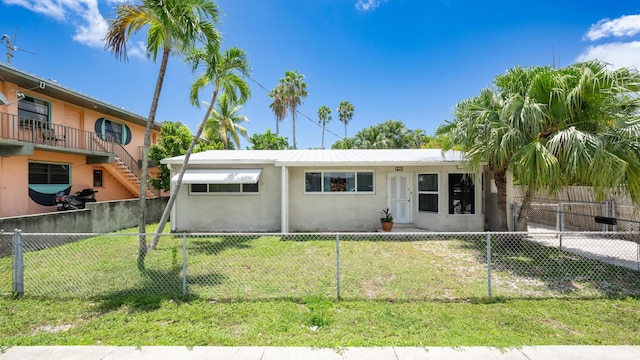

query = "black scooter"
[55, 188, 98, 211]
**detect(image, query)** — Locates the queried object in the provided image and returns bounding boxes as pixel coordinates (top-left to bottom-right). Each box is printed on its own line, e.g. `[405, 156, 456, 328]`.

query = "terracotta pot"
[381, 221, 394, 232]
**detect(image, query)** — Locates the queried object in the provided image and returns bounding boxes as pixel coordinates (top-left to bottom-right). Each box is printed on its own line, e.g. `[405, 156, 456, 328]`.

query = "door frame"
[387, 172, 412, 224]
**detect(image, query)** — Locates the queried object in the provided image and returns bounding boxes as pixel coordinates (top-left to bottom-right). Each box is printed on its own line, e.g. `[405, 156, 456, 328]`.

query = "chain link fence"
[1, 231, 639, 301]
[517, 200, 640, 232]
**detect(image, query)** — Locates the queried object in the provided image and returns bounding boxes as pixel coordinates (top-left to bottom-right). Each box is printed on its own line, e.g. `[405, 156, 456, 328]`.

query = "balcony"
[1, 111, 116, 164]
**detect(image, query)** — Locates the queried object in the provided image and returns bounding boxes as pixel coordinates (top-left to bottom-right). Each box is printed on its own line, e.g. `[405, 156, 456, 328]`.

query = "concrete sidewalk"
[1, 346, 639, 359]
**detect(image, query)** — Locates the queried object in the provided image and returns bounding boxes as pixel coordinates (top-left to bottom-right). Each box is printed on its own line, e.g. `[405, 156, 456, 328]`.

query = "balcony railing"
[1, 112, 114, 152]
[0, 111, 142, 167]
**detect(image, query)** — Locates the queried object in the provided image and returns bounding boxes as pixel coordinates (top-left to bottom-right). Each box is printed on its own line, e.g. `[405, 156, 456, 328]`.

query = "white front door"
[387, 172, 412, 223]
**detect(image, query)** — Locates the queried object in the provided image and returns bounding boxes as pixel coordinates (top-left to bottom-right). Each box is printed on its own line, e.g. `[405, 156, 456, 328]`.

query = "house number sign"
[395, 167, 404, 171]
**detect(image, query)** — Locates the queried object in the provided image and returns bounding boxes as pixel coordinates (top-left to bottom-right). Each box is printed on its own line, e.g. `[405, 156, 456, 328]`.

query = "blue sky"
[1, 1, 640, 149]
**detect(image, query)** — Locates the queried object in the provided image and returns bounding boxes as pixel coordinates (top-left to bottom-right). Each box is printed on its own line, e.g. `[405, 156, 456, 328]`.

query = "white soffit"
[172, 169, 262, 184]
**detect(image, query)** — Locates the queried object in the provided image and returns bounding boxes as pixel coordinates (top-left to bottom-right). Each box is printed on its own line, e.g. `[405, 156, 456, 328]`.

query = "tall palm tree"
[337, 100, 355, 138]
[317, 105, 332, 149]
[150, 44, 250, 249]
[268, 84, 287, 136]
[279, 70, 307, 149]
[104, 0, 220, 270]
[440, 60, 640, 231]
[204, 92, 249, 149]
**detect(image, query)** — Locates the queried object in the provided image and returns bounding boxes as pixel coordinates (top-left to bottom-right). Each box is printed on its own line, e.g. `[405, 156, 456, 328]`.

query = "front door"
[387, 172, 411, 223]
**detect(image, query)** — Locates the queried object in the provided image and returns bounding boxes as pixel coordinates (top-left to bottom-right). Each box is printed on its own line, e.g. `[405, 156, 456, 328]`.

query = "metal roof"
[161, 149, 465, 167]
[0, 63, 159, 130]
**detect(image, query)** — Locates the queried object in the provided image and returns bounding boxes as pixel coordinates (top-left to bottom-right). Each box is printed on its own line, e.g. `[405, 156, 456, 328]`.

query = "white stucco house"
[161, 149, 512, 233]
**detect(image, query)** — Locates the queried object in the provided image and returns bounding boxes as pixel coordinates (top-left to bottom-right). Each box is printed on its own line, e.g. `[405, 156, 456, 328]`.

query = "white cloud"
[576, 41, 640, 70]
[3, 0, 67, 20]
[577, 14, 640, 70]
[127, 41, 147, 60]
[585, 15, 640, 41]
[355, 0, 388, 12]
[2, 0, 108, 48]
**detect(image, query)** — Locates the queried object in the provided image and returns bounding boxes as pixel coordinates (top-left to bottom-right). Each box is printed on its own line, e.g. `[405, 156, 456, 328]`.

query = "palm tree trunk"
[494, 170, 509, 231]
[292, 112, 297, 149]
[516, 187, 534, 231]
[149, 88, 219, 250]
[276, 118, 279, 136]
[321, 123, 325, 149]
[137, 47, 170, 271]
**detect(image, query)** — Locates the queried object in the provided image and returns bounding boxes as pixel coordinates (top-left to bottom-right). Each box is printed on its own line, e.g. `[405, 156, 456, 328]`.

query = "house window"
[305, 171, 374, 193]
[18, 95, 50, 128]
[103, 119, 123, 143]
[418, 173, 438, 213]
[449, 173, 475, 214]
[28, 162, 70, 185]
[189, 183, 259, 194]
[93, 169, 103, 187]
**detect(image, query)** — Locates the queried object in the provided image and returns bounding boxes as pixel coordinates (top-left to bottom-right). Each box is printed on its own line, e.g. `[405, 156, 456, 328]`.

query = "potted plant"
[380, 208, 394, 232]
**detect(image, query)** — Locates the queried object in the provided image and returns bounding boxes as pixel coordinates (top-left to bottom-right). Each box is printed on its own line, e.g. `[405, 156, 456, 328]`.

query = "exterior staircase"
[103, 157, 156, 198]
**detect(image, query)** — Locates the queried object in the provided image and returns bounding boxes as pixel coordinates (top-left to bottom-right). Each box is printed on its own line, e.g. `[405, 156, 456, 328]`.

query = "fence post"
[612, 200, 617, 232]
[558, 203, 563, 250]
[511, 203, 516, 231]
[486, 232, 492, 297]
[602, 201, 608, 232]
[12, 229, 24, 296]
[182, 233, 187, 296]
[335, 233, 341, 300]
[636, 241, 639, 271]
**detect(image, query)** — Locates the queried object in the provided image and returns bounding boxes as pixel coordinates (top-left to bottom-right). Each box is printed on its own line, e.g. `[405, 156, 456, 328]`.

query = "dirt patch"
[32, 324, 73, 335]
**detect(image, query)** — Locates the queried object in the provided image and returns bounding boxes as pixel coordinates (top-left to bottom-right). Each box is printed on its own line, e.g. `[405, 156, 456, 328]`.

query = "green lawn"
[1, 227, 639, 346]
[1, 296, 639, 346]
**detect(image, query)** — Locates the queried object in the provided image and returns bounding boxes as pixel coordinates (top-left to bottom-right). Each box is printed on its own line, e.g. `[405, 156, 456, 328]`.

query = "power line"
[243, 73, 345, 143]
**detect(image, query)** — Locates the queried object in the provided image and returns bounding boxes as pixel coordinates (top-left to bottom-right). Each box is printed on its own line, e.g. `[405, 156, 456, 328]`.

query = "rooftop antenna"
[1, 29, 36, 65]
[551, 45, 560, 69]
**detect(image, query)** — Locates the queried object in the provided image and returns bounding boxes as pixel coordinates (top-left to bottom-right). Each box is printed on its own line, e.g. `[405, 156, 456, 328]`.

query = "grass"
[1, 296, 639, 346]
[1, 226, 640, 346]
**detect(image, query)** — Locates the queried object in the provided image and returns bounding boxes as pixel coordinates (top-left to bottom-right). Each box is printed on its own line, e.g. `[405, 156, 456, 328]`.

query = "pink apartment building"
[0, 63, 161, 218]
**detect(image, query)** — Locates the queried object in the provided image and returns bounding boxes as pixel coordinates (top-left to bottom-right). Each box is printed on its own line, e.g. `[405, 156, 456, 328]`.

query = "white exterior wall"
[168, 163, 488, 232]
[288, 165, 485, 232]
[171, 164, 281, 232]
[411, 165, 484, 232]
[288, 166, 387, 231]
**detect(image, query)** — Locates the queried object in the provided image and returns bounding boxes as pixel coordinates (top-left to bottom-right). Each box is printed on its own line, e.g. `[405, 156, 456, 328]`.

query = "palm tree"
[440, 60, 640, 232]
[279, 70, 307, 149]
[149, 44, 250, 249]
[104, 0, 220, 270]
[268, 84, 287, 136]
[337, 101, 355, 138]
[439, 87, 511, 230]
[204, 92, 249, 149]
[317, 105, 332, 149]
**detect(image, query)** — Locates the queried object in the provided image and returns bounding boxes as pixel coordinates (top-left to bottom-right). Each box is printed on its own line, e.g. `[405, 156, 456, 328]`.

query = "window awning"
[172, 169, 262, 185]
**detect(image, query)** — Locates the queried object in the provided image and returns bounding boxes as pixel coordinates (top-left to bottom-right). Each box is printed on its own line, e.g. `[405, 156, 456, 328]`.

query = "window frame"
[448, 173, 475, 215]
[28, 162, 71, 186]
[188, 182, 260, 195]
[304, 170, 375, 194]
[417, 173, 439, 213]
[18, 95, 51, 128]
[100, 118, 125, 144]
[93, 169, 103, 187]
